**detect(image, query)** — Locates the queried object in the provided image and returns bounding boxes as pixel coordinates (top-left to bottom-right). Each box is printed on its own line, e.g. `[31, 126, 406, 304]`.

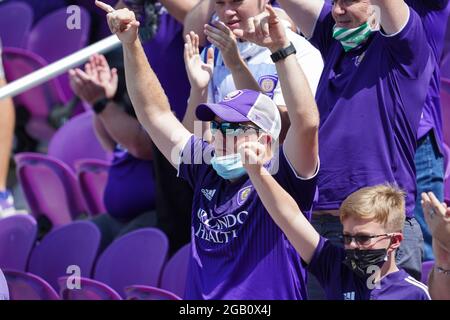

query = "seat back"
[27, 221, 100, 290]
[15, 153, 87, 228]
[124, 285, 181, 300]
[94, 228, 169, 297]
[75, 159, 110, 216]
[58, 276, 122, 300]
[160, 243, 190, 298]
[0, 215, 37, 271]
[3, 270, 59, 300]
[48, 111, 110, 171]
[0, 2, 34, 48]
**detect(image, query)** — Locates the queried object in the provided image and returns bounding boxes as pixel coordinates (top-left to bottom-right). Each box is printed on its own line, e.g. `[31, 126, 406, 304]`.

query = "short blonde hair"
[339, 183, 405, 232]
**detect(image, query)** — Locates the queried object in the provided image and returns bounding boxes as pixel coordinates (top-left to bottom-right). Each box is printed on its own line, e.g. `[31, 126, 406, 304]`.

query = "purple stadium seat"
[58, 276, 122, 300]
[26, 7, 91, 100]
[48, 111, 111, 171]
[0, 215, 37, 271]
[2, 47, 69, 141]
[0, 1, 33, 48]
[421, 261, 435, 285]
[124, 285, 181, 300]
[3, 269, 59, 300]
[0, 268, 9, 300]
[94, 228, 169, 297]
[75, 159, 110, 216]
[160, 243, 190, 298]
[27, 221, 100, 290]
[15, 153, 87, 228]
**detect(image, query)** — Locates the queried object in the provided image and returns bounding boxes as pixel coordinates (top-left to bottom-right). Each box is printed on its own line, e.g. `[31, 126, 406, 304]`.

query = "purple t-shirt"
[178, 136, 318, 300]
[141, 5, 190, 121]
[103, 145, 156, 221]
[310, 4, 435, 217]
[407, 0, 450, 151]
[308, 237, 431, 300]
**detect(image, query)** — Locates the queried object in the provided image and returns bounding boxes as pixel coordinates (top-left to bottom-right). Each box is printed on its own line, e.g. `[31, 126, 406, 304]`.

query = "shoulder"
[402, 275, 432, 300]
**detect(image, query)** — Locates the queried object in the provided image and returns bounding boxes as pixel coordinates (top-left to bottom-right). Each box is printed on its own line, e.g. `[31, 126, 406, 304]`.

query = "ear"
[389, 233, 403, 251]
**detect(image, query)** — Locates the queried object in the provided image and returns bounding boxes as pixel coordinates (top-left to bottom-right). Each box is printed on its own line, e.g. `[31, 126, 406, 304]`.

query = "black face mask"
[343, 248, 388, 279]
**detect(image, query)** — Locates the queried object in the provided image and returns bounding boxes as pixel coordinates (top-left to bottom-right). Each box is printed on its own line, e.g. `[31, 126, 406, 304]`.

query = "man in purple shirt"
[276, 0, 435, 282]
[96, 2, 319, 299]
[406, 0, 450, 262]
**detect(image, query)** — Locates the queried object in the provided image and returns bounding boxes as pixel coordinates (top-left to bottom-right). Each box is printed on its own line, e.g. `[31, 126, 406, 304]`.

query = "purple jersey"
[178, 136, 318, 300]
[308, 237, 431, 300]
[406, 0, 450, 152]
[310, 4, 435, 217]
[103, 145, 156, 221]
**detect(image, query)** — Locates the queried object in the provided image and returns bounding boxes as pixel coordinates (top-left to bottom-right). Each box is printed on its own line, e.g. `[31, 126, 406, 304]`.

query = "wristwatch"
[270, 42, 297, 63]
[93, 97, 111, 115]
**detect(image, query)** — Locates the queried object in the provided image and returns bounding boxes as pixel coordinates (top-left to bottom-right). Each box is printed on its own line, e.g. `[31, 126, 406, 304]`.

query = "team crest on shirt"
[258, 75, 278, 98]
[354, 51, 367, 67]
[237, 186, 253, 205]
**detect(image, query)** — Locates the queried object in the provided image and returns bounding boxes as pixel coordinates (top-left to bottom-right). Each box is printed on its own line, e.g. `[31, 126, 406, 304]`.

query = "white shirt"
[205, 24, 324, 105]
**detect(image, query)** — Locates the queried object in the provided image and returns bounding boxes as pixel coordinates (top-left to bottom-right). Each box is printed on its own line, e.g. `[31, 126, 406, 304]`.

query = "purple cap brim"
[196, 103, 249, 122]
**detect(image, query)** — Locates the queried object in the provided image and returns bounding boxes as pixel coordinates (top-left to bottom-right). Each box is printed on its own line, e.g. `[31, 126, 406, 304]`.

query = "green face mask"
[332, 22, 373, 52]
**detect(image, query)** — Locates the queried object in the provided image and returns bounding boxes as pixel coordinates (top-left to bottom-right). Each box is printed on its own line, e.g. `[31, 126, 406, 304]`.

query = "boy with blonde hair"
[240, 142, 431, 300]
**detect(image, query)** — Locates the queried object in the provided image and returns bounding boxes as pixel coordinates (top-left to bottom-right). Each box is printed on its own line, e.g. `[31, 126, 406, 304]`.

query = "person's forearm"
[123, 40, 173, 132]
[98, 102, 153, 160]
[277, 0, 324, 39]
[371, 0, 409, 35]
[93, 116, 116, 152]
[247, 167, 320, 264]
[274, 53, 319, 135]
[0, 78, 15, 190]
[183, 0, 215, 46]
[229, 60, 262, 93]
[182, 87, 209, 138]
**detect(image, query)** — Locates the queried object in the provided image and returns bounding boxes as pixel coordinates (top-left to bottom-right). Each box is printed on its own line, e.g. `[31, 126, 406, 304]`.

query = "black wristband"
[93, 98, 110, 115]
[270, 42, 297, 63]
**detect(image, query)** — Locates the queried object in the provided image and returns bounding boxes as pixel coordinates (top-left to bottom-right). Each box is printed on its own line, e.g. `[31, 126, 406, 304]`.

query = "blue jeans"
[395, 217, 424, 281]
[413, 132, 444, 261]
[307, 214, 343, 300]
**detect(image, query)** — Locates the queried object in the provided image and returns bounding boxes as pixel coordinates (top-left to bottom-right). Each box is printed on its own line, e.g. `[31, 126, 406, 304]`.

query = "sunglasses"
[341, 233, 392, 246]
[210, 120, 260, 136]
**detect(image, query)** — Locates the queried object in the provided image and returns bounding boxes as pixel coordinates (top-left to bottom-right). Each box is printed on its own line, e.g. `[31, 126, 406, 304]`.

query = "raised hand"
[204, 21, 242, 70]
[233, 5, 290, 53]
[238, 141, 267, 175]
[95, 0, 140, 44]
[184, 31, 214, 90]
[421, 192, 450, 251]
[69, 54, 118, 105]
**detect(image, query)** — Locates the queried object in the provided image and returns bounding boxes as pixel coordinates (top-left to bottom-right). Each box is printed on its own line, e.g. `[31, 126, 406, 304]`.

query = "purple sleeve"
[271, 147, 318, 215]
[381, 7, 432, 78]
[308, 237, 345, 288]
[177, 135, 214, 189]
[309, 2, 335, 58]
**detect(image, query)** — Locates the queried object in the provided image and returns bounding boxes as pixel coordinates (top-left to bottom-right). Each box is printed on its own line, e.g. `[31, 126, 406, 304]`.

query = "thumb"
[266, 5, 278, 23]
[207, 47, 214, 66]
[233, 28, 245, 40]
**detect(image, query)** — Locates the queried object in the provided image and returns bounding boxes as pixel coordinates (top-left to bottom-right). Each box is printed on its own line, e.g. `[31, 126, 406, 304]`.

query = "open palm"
[184, 31, 214, 90]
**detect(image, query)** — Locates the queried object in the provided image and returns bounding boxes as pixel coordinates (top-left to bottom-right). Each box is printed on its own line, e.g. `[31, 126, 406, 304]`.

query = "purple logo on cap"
[223, 90, 244, 101]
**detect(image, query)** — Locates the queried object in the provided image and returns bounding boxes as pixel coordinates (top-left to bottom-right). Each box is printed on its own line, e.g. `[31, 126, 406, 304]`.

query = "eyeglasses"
[341, 233, 392, 246]
[210, 120, 260, 136]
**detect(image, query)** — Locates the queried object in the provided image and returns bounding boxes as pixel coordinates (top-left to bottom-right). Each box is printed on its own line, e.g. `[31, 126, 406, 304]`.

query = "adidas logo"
[201, 189, 216, 201]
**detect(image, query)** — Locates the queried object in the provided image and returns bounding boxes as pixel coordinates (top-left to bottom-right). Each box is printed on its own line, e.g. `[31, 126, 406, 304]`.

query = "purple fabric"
[103, 146, 156, 221]
[310, 4, 434, 217]
[141, 6, 190, 121]
[178, 136, 317, 300]
[196, 90, 261, 122]
[406, 0, 450, 153]
[308, 237, 431, 300]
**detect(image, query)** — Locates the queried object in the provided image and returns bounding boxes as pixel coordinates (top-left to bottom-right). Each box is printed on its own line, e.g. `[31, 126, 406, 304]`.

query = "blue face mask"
[211, 153, 247, 180]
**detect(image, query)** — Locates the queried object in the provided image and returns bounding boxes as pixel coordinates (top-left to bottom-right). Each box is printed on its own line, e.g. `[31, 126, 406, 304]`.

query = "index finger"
[95, 0, 115, 13]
